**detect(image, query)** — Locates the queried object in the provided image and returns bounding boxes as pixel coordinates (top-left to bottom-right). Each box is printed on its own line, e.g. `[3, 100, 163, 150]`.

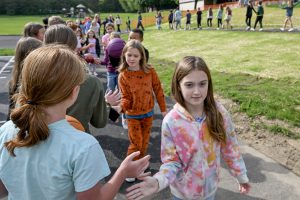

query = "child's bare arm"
[77, 152, 150, 200]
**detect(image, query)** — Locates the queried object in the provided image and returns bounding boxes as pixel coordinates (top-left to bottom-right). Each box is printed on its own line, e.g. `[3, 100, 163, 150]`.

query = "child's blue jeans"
[107, 71, 118, 91]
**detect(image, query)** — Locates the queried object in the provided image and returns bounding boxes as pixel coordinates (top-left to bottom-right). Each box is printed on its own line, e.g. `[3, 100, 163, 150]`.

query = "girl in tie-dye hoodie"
[126, 56, 250, 200]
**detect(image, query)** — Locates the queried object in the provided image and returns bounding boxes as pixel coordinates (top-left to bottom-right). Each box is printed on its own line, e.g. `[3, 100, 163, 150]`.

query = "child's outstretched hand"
[239, 182, 251, 194]
[120, 151, 150, 180]
[126, 176, 159, 200]
[105, 89, 121, 106]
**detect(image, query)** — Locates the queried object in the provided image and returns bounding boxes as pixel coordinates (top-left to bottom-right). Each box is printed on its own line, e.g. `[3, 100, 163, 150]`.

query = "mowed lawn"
[142, 28, 300, 137]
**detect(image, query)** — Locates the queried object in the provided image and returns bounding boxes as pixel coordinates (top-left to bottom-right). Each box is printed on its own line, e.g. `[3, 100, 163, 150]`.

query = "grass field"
[0, 5, 299, 137]
[0, 6, 299, 35]
[139, 28, 300, 137]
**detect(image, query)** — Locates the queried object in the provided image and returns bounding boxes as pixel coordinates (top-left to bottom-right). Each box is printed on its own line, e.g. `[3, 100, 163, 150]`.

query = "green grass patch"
[264, 124, 300, 139]
[145, 28, 300, 137]
[0, 48, 14, 56]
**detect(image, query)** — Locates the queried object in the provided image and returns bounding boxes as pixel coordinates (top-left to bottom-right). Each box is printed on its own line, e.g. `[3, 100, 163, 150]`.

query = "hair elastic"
[27, 100, 37, 105]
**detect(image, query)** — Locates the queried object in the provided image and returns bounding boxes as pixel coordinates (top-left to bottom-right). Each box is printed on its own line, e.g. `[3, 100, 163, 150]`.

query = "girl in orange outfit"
[115, 40, 167, 182]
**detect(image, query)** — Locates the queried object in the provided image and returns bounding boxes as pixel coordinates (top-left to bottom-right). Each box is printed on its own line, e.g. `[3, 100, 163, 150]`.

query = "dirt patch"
[216, 95, 300, 176]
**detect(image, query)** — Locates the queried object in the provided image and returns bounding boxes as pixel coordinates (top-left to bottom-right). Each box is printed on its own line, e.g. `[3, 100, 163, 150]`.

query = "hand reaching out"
[119, 151, 150, 179]
[105, 89, 121, 106]
[126, 176, 159, 200]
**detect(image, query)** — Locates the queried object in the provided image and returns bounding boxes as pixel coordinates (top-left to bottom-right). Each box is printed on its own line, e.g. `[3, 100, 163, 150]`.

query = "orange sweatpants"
[127, 116, 153, 160]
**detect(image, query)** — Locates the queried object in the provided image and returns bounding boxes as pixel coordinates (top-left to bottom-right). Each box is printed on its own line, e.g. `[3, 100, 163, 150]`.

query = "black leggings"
[245, 16, 252, 27]
[197, 18, 202, 28]
[207, 18, 212, 27]
[137, 22, 144, 31]
[254, 16, 263, 29]
[217, 19, 222, 28]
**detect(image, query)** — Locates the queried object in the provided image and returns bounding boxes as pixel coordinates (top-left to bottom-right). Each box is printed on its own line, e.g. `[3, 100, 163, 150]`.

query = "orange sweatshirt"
[119, 67, 166, 116]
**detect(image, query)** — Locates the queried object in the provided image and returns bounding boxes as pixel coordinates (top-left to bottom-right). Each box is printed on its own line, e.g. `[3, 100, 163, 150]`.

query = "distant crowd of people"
[157, 0, 299, 32]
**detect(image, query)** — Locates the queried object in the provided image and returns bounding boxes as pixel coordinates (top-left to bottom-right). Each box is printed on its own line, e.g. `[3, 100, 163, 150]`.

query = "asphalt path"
[0, 56, 300, 200]
[0, 36, 21, 48]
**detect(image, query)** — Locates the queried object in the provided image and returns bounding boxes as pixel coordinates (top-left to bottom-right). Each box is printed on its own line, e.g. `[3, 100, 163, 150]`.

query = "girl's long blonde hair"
[118, 40, 151, 73]
[171, 56, 226, 143]
[5, 45, 85, 156]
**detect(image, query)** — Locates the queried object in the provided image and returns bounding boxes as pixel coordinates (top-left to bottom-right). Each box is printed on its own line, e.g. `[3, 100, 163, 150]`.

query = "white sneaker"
[259, 28, 263, 31]
[216, 28, 220, 30]
[93, 72, 98, 76]
[251, 28, 255, 31]
[125, 178, 136, 183]
[288, 28, 294, 32]
[246, 26, 250, 31]
[280, 28, 285, 31]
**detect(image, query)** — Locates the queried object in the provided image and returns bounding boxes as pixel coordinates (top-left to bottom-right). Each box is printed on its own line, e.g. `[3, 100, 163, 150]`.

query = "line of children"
[126, 56, 250, 200]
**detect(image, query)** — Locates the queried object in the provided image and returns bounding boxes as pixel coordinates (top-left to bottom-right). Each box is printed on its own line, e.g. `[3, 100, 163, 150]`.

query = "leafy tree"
[118, 0, 139, 12]
[99, 0, 124, 12]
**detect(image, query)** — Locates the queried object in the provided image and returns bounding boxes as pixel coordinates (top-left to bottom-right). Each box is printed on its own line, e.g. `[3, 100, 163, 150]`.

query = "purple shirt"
[101, 38, 125, 72]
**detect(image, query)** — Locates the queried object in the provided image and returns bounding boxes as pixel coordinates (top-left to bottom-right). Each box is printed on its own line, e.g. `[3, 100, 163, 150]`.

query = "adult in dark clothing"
[196, 7, 202, 29]
[245, 1, 255, 30]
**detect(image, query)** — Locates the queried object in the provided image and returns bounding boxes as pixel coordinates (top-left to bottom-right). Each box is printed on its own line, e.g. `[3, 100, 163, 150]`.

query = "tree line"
[0, 0, 178, 15]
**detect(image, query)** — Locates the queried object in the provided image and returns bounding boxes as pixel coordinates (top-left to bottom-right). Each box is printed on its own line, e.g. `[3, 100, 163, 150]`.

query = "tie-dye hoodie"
[154, 103, 249, 200]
